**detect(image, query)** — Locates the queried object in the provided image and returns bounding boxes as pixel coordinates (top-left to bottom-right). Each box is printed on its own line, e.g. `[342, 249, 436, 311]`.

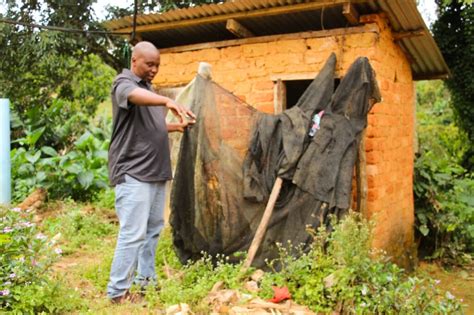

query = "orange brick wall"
[154, 15, 416, 268]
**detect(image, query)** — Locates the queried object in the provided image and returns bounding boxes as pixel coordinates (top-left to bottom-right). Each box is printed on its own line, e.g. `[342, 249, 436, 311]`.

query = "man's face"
[132, 50, 160, 82]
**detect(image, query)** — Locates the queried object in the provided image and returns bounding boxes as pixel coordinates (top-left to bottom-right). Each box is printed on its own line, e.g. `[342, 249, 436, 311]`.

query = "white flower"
[386, 275, 393, 282]
[361, 285, 368, 296]
[446, 291, 455, 300]
[11, 208, 21, 212]
[434, 279, 441, 285]
[21, 221, 34, 228]
[0, 289, 10, 296]
[54, 248, 63, 255]
[8, 273, 16, 279]
[2, 227, 13, 233]
[35, 233, 47, 240]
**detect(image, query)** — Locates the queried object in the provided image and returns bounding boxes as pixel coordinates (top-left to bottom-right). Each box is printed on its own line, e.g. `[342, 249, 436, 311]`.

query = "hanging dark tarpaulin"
[170, 54, 381, 267]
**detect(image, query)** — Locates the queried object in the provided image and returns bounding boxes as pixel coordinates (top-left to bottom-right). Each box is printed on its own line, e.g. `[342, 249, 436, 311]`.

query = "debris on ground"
[268, 286, 291, 303]
[166, 303, 192, 315]
[198, 273, 315, 314]
[17, 187, 47, 211]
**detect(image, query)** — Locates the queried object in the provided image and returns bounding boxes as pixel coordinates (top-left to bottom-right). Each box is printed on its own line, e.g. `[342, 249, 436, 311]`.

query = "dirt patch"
[418, 261, 474, 314]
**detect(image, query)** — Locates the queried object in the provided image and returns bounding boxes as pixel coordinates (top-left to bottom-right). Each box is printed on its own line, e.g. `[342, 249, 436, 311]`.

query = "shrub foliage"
[0, 206, 80, 313]
[414, 81, 474, 264]
[433, 0, 474, 170]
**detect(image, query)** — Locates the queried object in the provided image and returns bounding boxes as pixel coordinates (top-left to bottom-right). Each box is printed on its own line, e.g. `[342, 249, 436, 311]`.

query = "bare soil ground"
[418, 261, 474, 315]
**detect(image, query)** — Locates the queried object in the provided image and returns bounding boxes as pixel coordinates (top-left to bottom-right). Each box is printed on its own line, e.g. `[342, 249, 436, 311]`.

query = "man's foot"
[110, 291, 144, 304]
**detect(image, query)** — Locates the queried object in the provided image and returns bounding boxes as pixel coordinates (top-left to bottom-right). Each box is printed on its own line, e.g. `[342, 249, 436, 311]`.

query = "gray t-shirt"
[108, 69, 172, 186]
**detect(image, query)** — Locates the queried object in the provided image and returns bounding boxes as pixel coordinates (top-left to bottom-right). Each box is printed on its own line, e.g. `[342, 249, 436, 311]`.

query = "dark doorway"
[284, 78, 341, 110]
[285, 80, 312, 109]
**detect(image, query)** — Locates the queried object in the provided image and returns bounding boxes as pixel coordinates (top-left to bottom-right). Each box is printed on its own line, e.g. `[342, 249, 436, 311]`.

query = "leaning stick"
[242, 177, 283, 271]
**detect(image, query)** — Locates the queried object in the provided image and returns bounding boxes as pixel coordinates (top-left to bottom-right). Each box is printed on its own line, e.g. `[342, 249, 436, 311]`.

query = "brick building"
[105, 0, 450, 268]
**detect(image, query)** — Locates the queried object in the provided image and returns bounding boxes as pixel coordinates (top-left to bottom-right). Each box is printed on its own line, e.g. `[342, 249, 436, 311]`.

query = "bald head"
[131, 41, 161, 82]
[132, 41, 159, 58]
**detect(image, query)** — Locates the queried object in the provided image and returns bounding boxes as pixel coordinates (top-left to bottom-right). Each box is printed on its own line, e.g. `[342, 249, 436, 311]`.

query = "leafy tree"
[0, 1, 116, 200]
[0, 0, 223, 201]
[432, 0, 474, 170]
[414, 81, 473, 264]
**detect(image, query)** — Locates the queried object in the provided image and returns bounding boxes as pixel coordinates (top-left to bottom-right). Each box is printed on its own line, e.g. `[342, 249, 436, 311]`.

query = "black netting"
[170, 54, 381, 267]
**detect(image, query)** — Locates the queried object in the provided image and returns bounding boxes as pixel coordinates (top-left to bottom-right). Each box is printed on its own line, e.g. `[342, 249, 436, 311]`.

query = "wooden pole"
[242, 177, 283, 271]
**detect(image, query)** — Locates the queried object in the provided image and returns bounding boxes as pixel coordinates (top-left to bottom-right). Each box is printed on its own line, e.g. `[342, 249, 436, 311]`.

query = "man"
[106, 41, 195, 303]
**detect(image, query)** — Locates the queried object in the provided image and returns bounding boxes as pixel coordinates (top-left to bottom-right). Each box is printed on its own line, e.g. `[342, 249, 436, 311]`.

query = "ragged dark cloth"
[244, 55, 381, 207]
[170, 54, 380, 267]
[242, 55, 381, 265]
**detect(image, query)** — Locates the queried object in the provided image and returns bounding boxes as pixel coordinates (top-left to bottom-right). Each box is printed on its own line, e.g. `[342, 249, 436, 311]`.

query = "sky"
[93, 0, 438, 26]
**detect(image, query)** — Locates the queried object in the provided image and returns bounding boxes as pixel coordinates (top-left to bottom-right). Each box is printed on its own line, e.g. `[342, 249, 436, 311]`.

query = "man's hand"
[166, 98, 196, 123]
[167, 117, 196, 133]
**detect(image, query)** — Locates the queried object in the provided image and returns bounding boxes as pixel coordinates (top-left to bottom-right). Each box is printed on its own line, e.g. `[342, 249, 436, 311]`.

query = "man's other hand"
[166, 99, 196, 123]
[167, 116, 196, 133]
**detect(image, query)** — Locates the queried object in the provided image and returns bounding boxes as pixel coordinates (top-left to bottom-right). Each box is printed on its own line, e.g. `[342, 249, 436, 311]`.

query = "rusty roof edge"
[102, 0, 367, 31]
[102, 0, 451, 80]
[378, 0, 450, 79]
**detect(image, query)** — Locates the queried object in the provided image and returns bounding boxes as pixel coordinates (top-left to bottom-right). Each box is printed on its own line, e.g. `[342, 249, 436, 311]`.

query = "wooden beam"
[413, 73, 450, 81]
[393, 29, 425, 41]
[342, 3, 359, 25]
[114, 0, 362, 33]
[226, 19, 254, 38]
[271, 72, 319, 81]
[274, 79, 286, 113]
[160, 23, 379, 54]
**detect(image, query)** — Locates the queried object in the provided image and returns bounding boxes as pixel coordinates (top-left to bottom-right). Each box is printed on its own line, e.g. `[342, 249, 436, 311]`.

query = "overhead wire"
[2, 1, 142, 68]
[0, 18, 131, 36]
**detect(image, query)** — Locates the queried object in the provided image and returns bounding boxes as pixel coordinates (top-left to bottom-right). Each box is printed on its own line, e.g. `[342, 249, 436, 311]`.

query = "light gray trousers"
[107, 174, 166, 299]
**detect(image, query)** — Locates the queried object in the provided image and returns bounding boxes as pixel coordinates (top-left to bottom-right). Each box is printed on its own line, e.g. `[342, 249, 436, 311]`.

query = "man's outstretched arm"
[128, 87, 196, 122]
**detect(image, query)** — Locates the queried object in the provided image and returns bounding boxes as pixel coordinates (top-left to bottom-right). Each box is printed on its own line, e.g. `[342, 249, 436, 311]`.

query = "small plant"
[0, 205, 81, 313]
[93, 188, 115, 209]
[149, 252, 246, 312]
[42, 203, 116, 254]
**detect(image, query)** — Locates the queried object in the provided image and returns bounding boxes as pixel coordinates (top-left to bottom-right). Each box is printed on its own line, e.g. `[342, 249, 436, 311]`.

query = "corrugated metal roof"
[103, 0, 449, 80]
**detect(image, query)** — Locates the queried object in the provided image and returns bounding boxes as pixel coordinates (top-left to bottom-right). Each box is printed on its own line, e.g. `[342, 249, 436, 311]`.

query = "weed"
[0, 205, 82, 313]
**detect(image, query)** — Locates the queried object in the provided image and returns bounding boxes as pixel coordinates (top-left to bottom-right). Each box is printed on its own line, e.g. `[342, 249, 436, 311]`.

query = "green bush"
[415, 153, 474, 262]
[259, 213, 463, 314]
[414, 81, 474, 264]
[6, 53, 115, 203]
[11, 116, 111, 202]
[0, 206, 80, 313]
